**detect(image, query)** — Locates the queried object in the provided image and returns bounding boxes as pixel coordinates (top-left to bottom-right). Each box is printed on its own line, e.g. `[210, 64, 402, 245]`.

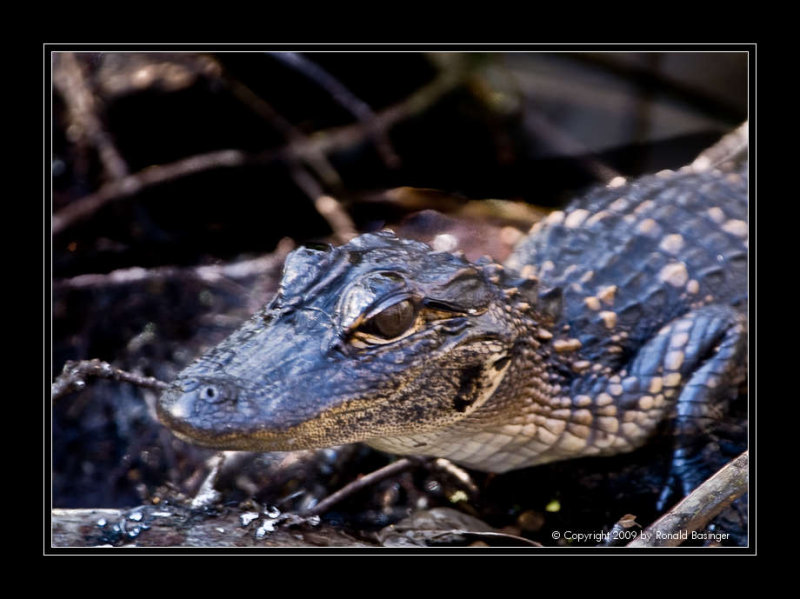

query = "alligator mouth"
[156, 410, 307, 451]
[156, 387, 374, 452]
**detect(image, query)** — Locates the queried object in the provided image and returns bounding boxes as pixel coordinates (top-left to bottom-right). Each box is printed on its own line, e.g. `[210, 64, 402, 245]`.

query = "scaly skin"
[157, 136, 748, 483]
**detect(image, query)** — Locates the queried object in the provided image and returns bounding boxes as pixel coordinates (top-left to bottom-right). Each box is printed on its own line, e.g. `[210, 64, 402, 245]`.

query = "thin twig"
[429, 458, 479, 497]
[190, 453, 226, 510]
[53, 60, 469, 236]
[301, 458, 418, 517]
[522, 109, 622, 184]
[53, 52, 129, 181]
[463, 58, 620, 184]
[425, 529, 542, 547]
[289, 165, 356, 243]
[627, 451, 749, 548]
[51, 359, 169, 400]
[52, 149, 248, 235]
[218, 63, 344, 190]
[54, 239, 294, 291]
[213, 61, 353, 234]
[690, 121, 749, 173]
[270, 52, 400, 168]
[597, 514, 641, 547]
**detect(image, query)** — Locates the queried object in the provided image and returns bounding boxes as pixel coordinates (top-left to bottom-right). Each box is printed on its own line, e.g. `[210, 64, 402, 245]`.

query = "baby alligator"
[158, 128, 748, 496]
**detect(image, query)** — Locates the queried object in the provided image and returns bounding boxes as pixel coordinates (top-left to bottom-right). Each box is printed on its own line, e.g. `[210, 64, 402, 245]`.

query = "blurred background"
[52, 51, 747, 276]
[49, 50, 748, 543]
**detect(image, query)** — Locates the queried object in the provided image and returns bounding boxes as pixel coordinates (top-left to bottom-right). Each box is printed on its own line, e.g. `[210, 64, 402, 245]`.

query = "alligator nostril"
[202, 385, 223, 402]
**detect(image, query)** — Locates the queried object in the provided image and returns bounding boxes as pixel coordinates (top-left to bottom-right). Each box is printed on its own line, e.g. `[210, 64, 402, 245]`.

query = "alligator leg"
[619, 304, 747, 505]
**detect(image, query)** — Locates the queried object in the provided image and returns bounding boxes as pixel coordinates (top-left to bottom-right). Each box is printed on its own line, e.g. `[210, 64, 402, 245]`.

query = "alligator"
[157, 126, 748, 505]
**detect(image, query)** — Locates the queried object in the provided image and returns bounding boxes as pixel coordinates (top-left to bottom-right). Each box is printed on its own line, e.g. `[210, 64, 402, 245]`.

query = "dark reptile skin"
[508, 163, 747, 367]
[158, 157, 748, 492]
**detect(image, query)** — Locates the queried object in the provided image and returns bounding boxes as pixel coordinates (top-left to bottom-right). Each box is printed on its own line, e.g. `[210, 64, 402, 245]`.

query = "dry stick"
[53, 53, 129, 181]
[217, 66, 355, 236]
[219, 68, 344, 190]
[52, 149, 247, 235]
[289, 165, 357, 243]
[190, 454, 226, 510]
[597, 514, 641, 547]
[463, 64, 620, 185]
[270, 52, 401, 169]
[627, 450, 749, 548]
[430, 458, 479, 497]
[51, 359, 169, 400]
[690, 121, 748, 173]
[54, 239, 294, 291]
[301, 458, 418, 517]
[53, 63, 468, 236]
[425, 529, 542, 548]
[521, 109, 622, 184]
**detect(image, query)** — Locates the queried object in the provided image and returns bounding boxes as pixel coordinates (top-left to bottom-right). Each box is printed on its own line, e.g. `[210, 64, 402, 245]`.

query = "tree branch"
[51, 359, 169, 400]
[52, 60, 469, 236]
[301, 458, 418, 517]
[54, 239, 293, 291]
[627, 451, 749, 547]
[269, 52, 400, 168]
[53, 52, 129, 181]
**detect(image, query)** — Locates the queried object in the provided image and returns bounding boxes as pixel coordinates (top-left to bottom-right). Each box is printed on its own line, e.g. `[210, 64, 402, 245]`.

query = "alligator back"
[506, 163, 747, 368]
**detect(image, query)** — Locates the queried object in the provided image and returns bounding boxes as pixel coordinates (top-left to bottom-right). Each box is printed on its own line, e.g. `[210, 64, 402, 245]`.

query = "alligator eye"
[363, 299, 416, 339]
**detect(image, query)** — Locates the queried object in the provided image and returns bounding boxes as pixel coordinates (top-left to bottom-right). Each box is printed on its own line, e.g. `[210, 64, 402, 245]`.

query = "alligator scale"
[158, 129, 748, 494]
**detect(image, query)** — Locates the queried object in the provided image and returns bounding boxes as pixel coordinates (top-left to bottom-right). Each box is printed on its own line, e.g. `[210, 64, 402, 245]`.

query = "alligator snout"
[157, 376, 242, 437]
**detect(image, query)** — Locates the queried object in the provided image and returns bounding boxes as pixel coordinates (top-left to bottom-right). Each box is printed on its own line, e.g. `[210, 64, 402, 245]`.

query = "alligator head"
[157, 231, 534, 452]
